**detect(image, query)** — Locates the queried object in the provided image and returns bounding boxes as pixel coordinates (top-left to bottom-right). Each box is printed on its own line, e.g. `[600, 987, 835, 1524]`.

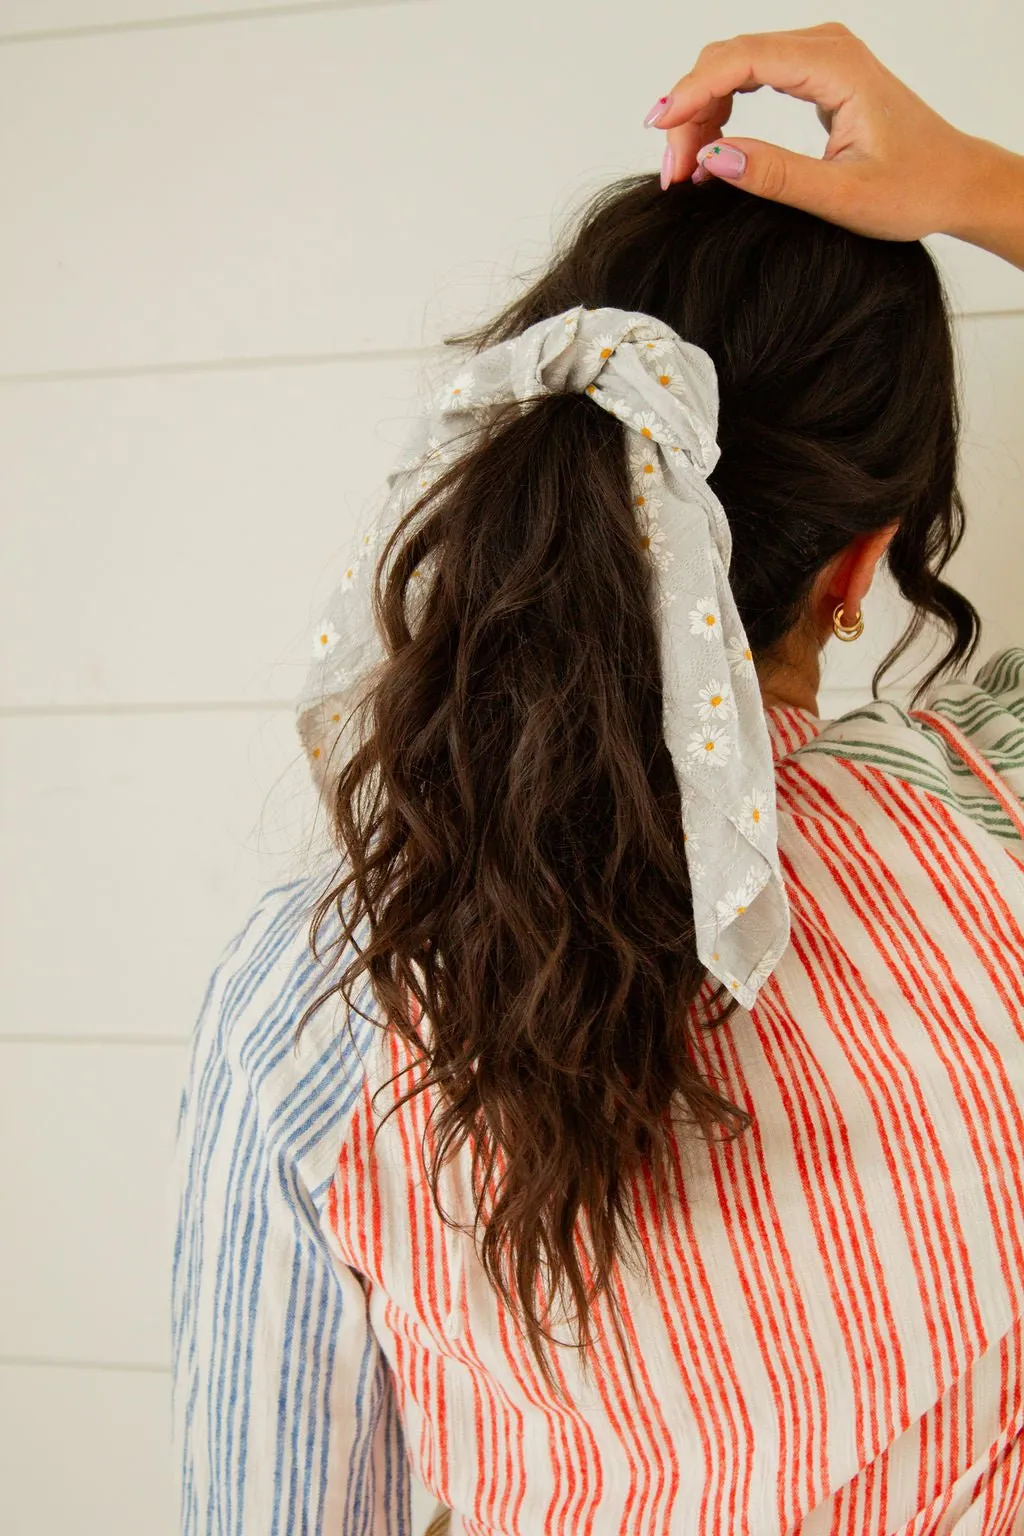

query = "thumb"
[695, 137, 859, 224]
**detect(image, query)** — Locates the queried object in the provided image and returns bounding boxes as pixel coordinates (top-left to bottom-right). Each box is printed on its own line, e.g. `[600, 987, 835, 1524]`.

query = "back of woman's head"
[299, 172, 979, 1397]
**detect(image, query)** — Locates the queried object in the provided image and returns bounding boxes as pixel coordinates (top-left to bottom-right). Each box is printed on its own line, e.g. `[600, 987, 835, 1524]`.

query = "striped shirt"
[171, 647, 1024, 1534]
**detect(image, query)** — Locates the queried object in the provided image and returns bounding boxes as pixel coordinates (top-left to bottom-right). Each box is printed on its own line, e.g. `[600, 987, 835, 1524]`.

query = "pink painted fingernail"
[660, 144, 675, 191]
[691, 164, 710, 185]
[643, 95, 672, 128]
[696, 142, 747, 179]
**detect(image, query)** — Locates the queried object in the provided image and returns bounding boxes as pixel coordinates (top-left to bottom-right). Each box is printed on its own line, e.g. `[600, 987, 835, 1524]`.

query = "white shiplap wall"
[0, 2, 1021, 1532]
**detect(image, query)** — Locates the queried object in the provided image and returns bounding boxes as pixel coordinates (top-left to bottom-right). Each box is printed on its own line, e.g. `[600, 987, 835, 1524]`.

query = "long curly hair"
[296, 172, 979, 1398]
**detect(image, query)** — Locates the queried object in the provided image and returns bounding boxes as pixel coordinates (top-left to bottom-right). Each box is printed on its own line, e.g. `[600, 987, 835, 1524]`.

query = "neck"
[755, 642, 822, 716]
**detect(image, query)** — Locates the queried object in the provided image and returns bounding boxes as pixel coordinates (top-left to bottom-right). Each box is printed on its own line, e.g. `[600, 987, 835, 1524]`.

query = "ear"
[815, 522, 900, 633]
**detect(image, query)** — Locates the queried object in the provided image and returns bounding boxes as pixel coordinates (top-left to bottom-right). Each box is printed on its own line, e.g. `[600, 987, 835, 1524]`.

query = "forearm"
[942, 136, 1024, 271]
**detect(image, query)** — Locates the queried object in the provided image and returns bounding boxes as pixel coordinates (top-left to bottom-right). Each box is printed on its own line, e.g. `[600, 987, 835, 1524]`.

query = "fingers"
[653, 25, 863, 176]
[664, 23, 859, 123]
[689, 135, 868, 228]
[645, 24, 964, 243]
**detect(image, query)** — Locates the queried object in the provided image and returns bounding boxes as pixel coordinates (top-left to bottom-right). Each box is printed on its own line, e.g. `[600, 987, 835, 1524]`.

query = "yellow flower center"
[634, 494, 645, 507]
[600, 347, 613, 359]
[312, 747, 321, 759]
[752, 807, 761, 823]
[452, 386, 461, 395]
[736, 904, 747, 914]
[319, 634, 329, 646]
[658, 373, 671, 386]
[744, 647, 752, 660]
[705, 614, 716, 627]
[710, 694, 722, 708]
[586, 384, 596, 394]
[641, 426, 653, 438]
[704, 740, 715, 753]
[640, 534, 651, 549]
[643, 462, 654, 475]
[332, 713, 340, 723]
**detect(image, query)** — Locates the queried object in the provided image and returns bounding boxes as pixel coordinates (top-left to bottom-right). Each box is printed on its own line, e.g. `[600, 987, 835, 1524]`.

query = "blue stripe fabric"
[170, 874, 413, 1534]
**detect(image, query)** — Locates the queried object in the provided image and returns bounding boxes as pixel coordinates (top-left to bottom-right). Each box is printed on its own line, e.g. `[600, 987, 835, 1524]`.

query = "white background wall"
[0, 2, 1021, 1532]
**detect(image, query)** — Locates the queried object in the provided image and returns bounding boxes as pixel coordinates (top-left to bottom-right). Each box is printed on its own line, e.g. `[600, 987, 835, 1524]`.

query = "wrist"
[939, 133, 1024, 269]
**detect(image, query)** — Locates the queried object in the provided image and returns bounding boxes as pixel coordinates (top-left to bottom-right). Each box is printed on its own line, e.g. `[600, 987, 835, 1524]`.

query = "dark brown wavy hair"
[297, 172, 980, 1398]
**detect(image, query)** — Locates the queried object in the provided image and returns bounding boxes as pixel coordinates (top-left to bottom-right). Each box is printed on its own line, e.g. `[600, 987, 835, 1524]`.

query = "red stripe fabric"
[328, 700, 1024, 1533]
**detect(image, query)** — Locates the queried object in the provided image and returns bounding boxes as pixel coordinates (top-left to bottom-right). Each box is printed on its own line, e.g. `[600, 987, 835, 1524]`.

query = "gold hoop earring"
[833, 602, 864, 642]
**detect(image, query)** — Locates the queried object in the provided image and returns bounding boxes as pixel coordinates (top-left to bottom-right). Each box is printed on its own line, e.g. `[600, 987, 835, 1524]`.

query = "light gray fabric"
[296, 304, 790, 1008]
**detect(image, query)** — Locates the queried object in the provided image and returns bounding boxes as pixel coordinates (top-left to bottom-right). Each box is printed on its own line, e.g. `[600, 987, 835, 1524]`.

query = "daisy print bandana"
[297, 304, 791, 1009]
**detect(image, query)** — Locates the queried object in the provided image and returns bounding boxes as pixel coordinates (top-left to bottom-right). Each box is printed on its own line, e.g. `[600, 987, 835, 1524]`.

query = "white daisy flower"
[313, 620, 340, 657]
[652, 368, 691, 400]
[444, 372, 475, 410]
[648, 542, 675, 577]
[633, 410, 665, 442]
[687, 858, 707, 882]
[715, 869, 764, 923]
[686, 724, 733, 767]
[740, 788, 771, 836]
[689, 600, 720, 639]
[633, 502, 665, 553]
[584, 334, 620, 373]
[682, 831, 701, 854]
[631, 454, 660, 488]
[725, 634, 755, 671]
[629, 460, 660, 497]
[695, 679, 734, 722]
[637, 334, 670, 360]
[338, 562, 359, 590]
[632, 482, 666, 513]
[606, 395, 634, 424]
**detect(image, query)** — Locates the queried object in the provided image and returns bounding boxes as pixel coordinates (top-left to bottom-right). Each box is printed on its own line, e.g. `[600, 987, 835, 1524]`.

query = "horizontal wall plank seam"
[0, 317, 1020, 387]
[0, 1035, 191, 1046]
[0, 1354, 169, 1373]
[0, 701, 294, 717]
[0, 347, 436, 387]
[0, 0, 427, 49]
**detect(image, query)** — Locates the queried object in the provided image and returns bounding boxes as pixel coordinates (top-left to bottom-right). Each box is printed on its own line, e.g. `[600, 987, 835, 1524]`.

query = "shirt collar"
[764, 704, 826, 763]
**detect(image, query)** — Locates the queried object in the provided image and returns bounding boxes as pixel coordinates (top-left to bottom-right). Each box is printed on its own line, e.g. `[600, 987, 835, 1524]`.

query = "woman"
[172, 24, 1024, 1536]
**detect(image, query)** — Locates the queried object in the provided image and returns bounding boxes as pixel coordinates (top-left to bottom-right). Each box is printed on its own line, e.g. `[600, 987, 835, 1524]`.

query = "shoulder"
[178, 873, 383, 1196]
[775, 647, 1024, 853]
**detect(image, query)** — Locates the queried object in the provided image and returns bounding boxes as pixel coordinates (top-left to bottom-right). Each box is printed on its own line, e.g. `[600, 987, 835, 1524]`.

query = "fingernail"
[643, 94, 672, 128]
[697, 143, 747, 179]
[660, 144, 675, 191]
[691, 164, 710, 185]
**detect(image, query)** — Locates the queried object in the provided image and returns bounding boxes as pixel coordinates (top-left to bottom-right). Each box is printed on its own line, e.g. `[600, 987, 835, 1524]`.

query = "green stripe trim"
[786, 648, 1024, 848]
